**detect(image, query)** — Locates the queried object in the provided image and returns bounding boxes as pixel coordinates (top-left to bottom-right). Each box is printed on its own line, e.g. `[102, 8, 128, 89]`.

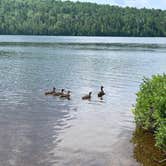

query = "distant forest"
[0, 0, 166, 36]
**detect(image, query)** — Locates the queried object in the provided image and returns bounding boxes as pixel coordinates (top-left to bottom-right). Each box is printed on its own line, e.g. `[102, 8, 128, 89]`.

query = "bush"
[133, 74, 166, 150]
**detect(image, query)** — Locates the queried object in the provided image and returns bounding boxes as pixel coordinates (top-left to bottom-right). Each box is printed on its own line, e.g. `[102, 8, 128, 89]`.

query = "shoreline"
[132, 127, 166, 166]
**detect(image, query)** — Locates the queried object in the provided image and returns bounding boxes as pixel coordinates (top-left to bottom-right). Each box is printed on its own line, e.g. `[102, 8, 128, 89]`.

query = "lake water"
[0, 36, 166, 166]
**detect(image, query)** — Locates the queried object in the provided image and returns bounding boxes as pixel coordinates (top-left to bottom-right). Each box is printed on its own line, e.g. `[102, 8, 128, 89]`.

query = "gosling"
[82, 92, 92, 100]
[98, 86, 105, 98]
[60, 91, 71, 99]
[45, 87, 56, 95]
[53, 89, 65, 96]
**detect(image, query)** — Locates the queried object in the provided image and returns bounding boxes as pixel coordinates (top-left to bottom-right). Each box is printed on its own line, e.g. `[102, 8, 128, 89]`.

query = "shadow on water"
[132, 127, 166, 166]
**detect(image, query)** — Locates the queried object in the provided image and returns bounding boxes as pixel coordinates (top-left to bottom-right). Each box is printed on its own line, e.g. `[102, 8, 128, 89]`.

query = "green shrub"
[133, 74, 166, 150]
[155, 121, 166, 150]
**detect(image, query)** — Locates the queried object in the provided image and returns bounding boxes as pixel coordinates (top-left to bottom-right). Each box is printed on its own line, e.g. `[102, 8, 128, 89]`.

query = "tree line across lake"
[0, 0, 166, 36]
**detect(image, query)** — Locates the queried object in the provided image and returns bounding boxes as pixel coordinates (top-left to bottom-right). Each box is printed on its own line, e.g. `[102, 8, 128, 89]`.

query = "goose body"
[98, 86, 105, 98]
[45, 87, 56, 95]
[53, 89, 65, 96]
[60, 91, 71, 99]
[82, 92, 92, 100]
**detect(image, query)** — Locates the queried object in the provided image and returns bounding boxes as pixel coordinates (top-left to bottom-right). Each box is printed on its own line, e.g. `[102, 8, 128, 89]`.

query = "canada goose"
[60, 91, 71, 99]
[45, 87, 56, 95]
[53, 89, 65, 96]
[98, 86, 105, 98]
[82, 92, 92, 100]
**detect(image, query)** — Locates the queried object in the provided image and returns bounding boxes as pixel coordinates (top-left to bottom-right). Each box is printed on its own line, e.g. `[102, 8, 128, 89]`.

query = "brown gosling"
[98, 86, 105, 98]
[82, 92, 92, 100]
[45, 87, 56, 95]
[53, 89, 65, 96]
[60, 91, 71, 99]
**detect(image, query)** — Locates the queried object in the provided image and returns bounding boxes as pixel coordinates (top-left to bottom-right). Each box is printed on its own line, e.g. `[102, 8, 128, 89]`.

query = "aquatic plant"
[133, 74, 166, 150]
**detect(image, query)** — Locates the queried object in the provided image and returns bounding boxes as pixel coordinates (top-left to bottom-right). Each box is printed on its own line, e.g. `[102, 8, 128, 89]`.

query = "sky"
[71, 0, 166, 10]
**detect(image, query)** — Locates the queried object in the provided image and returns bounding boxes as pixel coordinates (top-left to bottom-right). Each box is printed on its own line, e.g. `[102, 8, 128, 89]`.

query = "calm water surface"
[0, 36, 166, 166]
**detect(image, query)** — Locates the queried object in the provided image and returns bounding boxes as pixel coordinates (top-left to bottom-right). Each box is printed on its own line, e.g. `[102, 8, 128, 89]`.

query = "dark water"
[0, 36, 166, 166]
[132, 128, 166, 166]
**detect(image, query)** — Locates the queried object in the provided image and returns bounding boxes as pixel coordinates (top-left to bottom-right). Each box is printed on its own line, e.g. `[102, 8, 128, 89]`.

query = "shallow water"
[0, 36, 166, 166]
[132, 128, 166, 166]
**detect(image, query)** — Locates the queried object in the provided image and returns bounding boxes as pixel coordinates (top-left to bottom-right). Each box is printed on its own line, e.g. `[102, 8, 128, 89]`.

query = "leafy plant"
[133, 74, 166, 150]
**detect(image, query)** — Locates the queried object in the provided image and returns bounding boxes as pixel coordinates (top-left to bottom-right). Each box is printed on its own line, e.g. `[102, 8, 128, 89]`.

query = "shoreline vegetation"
[132, 74, 166, 164]
[0, 0, 166, 37]
[132, 127, 166, 166]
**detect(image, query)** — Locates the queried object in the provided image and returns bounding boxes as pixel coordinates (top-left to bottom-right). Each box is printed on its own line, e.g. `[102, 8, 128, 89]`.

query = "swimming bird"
[53, 89, 65, 96]
[82, 92, 92, 100]
[98, 86, 105, 98]
[60, 91, 71, 99]
[45, 87, 56, 95]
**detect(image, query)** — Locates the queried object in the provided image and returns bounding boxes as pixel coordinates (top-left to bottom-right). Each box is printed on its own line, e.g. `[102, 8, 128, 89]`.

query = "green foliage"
[0, 0, 166, 36]
[133, 74, 166, 150]
[156, 121, 166, 150]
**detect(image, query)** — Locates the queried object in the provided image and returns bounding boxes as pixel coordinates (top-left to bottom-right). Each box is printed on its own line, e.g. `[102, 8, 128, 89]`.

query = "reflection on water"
[132, 128, 166, 166]
[0, 36, 166, 166]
